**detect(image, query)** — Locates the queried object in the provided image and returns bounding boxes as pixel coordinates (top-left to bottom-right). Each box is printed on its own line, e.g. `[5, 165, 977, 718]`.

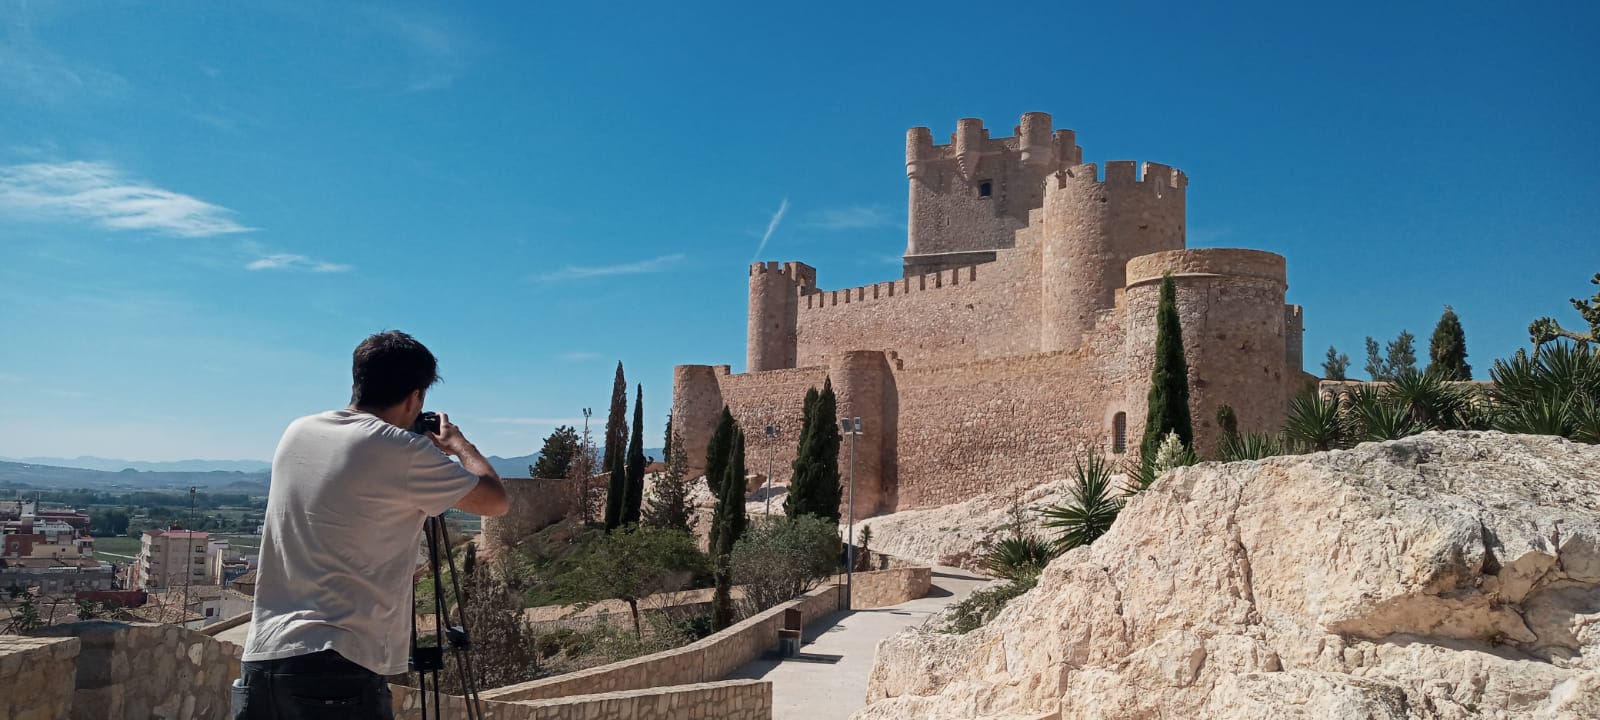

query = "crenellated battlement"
[748, 260, 817, 288]
[802, 265, 981, 311]
[906, 113, 1083, 178]
[1048, 161, 1188, 192]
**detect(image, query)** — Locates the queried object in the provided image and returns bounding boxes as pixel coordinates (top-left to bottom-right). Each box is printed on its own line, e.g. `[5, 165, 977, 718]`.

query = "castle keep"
[672, 113, 1309, 519]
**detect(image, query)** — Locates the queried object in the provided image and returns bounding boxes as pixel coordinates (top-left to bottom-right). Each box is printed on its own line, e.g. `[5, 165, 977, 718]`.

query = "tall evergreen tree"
[710, 421, 747, 631]
[1322, 346, 1350, 381]
[644, 429, 694, 532]
[604, 445, 626, 532]
[785, 379, 842, 522]
[1364, 336, 1388, 381]
[623, 384, 647, 526]
[1141, 274, 1193, 458]
[530, 425, 580, 479]
[705, 407, 736, 551]
[1427, 306, 1472, 380]
[1387, 331, 1419, 379]
[662, 412, 674, 466]
[601, 362, 628, 481]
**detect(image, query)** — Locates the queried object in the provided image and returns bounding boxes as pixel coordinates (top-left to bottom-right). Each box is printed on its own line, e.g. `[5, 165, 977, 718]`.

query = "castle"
[671, 113, 1309, 519]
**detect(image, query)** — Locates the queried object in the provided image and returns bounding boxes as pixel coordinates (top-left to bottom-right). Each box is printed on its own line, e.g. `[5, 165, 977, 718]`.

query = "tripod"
[411, 515, 484, 720]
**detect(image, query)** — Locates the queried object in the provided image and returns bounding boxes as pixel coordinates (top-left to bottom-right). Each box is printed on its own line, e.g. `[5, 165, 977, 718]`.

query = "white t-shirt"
[242, 409, 480, 675]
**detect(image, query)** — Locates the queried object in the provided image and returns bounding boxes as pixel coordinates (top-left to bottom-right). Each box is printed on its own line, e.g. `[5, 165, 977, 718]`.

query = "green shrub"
[941, 575, 1038, 634]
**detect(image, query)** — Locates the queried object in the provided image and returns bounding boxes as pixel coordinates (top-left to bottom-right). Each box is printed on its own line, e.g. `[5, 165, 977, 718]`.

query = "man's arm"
[432, 413, 510, 517]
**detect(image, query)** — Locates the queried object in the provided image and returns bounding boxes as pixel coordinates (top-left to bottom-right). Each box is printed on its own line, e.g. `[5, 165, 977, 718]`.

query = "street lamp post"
[841, 416, 863, 609]
[764, 424, 780, 516]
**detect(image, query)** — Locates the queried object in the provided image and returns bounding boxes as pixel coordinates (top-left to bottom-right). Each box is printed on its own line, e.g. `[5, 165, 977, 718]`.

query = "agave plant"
[1040, 450, 1125, 553]
[983, 536, 1055, 582]
[1384, 370, 1470, 430]
[1219, 431, 1287, 461]
[1122, 431, 1199, 495]
[1283, 392, 1348, 452]
[1488, 342, 1600, 443]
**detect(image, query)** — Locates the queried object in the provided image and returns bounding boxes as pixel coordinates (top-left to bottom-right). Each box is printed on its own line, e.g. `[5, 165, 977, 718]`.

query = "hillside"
[0, 461, 270, 494]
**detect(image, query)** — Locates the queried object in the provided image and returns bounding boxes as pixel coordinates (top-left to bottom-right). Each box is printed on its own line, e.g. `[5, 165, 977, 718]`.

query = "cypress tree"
[662, 412, 674, 466]
[705, 407, 735, 551]
[1142, 273, 1193, 458]
[604, 443, 626, 532]
[785, 379, 842, 522]
[602, 362, 628, 481]
[710, 421, 747, 631]
[623, 384, 647, 526]
[1426, 306, 1472, 380]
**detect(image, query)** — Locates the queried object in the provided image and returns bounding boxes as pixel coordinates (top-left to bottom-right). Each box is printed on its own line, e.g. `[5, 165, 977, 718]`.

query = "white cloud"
[369, 7, 472, 93]
[534, 253, 685, 283]
[751, 197, 789, 261]
[0, 373, 22, 384]
[246, 253, 351, 273]
[558, 351, 600, 361]
[0, 161, 252, 237]
[806, 205, 900, 230]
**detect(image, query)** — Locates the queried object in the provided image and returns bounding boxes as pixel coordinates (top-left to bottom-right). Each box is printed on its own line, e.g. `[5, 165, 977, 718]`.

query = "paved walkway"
[728, 566, 990, 720]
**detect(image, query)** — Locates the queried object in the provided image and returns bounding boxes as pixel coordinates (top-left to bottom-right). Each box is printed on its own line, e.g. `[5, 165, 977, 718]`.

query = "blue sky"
[1, 1, 1596, 462]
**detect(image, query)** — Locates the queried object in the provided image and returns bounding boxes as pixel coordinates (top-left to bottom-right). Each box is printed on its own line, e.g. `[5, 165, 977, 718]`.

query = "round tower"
[747, 262, 814, 372]
[1121, 249, 1290, 455]
[671, 364, 725, 480]
[904, 126, 935, 257]
[826, 350, 892, 519]
[1040, 161, 1188, 352]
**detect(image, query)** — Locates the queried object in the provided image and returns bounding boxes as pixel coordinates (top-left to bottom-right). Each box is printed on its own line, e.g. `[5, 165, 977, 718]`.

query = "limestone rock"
[854, 432, 1600, 719]
[849, 478, 1078, 572]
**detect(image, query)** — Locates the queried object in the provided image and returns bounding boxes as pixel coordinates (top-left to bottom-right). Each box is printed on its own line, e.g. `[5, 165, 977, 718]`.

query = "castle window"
[1112, 412, 1128, 454]
[978, 180, 993, 198]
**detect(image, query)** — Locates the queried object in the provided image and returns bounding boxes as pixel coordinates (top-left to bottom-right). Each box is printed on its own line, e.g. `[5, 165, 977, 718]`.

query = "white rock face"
[853, 478, 1079, 572]
[854, 432, 1600, 720]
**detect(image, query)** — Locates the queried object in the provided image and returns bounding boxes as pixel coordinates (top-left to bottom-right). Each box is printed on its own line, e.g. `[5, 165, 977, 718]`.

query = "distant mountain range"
[0, 455, 272, 474]
[0, 447, 666, 495]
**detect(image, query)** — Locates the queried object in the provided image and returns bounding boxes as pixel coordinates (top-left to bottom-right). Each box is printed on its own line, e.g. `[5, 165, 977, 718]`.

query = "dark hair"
[350, 331, 440, 409]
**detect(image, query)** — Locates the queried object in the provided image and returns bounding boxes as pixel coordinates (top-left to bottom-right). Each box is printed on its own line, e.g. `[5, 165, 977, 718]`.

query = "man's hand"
[426, 412, 509, 516]
[428, 412, 474, 457]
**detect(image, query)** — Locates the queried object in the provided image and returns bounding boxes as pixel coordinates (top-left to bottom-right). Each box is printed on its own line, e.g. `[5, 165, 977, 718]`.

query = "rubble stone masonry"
[674, 113, 1310, 520]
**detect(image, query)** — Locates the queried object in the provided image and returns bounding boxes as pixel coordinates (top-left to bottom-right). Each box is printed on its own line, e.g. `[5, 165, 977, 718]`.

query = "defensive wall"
[675, 113, 1309, 520]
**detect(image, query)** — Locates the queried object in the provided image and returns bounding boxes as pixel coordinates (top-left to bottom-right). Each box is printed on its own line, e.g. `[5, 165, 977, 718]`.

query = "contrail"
[751, 197, 789, 262]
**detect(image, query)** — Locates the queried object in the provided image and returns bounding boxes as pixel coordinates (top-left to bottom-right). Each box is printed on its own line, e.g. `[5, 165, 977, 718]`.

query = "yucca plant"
[1040, 450, 1125, 553]
[1123, 431, 1199, 495]
[1283, 392, 1348, 452]
[1353, 396, 1427, 441]
[983, 536, 1056, 582]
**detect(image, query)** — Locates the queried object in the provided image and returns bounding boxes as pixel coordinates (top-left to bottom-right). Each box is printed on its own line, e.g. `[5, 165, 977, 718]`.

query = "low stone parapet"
[482, 583, 842, 702]
[0, 635, 79, 720]
[30, 621, 243, 720]
[848, 566, 932, 609]
[393, 679, 771, 719]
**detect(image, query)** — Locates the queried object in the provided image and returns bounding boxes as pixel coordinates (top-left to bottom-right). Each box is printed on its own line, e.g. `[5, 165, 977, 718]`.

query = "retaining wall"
[394, 679, 771, 720]
[0, 635, 79, 720]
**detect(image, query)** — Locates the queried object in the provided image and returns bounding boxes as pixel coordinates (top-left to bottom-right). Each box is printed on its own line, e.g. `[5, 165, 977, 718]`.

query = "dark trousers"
[237, 649, 394, 720]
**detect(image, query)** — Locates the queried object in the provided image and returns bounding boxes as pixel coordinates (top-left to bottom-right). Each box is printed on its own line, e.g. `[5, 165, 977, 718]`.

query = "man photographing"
[239, 331, 509, 719]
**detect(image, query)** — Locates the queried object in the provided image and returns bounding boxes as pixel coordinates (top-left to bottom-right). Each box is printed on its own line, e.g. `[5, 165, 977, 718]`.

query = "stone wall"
[394, 679, 771, 720]
[26, 620, 242, 720]
[846, 567, 931, 610]
[482, 583, 842, 703]
[0, 635, 78, 720]
[481, 476, 575, 549]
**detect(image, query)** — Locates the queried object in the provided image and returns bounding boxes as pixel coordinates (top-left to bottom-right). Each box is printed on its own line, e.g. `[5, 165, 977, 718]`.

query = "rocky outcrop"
[851, 478, 1078, 572]
[855, 432, 1600, 719]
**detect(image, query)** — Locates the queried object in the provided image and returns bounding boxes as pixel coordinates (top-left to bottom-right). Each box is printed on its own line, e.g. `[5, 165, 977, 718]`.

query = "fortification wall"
[887, 327, 1129, 510]
[482, 476, 575, 549]
[795, 242, 1042, 369]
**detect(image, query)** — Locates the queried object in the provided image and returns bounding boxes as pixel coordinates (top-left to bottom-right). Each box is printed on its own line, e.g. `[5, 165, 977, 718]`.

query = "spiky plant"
[1124, 430, 1200, 494]
[1219, 431, 1287, 462]
[984, 536, 1055, 582]
[1384, 370, 1469, 430]
[1488, 343, 1600, 443]
[1040, 451, 1124, 553]
[1283, 392, 1348, 452]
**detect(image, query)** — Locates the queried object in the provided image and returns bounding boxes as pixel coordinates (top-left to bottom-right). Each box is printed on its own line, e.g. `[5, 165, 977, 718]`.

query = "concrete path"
[728, 566, 990, 720]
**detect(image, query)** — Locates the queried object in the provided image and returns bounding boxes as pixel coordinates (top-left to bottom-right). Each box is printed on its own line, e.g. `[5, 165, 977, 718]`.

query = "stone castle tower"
[675, 113, 1308, 519]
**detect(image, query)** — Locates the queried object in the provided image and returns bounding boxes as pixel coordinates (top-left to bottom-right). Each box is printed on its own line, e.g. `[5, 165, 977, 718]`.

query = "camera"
[413, 411, 441, 435]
